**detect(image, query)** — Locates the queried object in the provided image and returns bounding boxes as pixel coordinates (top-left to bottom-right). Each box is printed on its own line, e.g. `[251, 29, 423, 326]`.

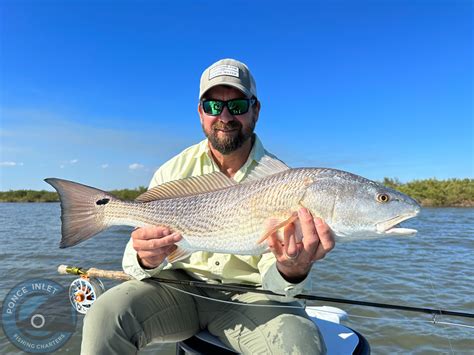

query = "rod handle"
[57, 265, 132, 281]
[87, 267, 132, 281]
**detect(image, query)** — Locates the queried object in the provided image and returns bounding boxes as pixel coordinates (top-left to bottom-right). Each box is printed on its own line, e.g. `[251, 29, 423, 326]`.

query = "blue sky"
[1, 0, 472, 191]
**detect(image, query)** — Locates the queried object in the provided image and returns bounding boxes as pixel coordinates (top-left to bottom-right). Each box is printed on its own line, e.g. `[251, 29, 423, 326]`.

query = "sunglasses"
[201, 98, 256, 116]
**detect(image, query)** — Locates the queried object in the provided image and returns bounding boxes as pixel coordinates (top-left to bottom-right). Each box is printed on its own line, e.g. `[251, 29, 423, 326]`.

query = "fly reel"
[68, 276, 105, 314]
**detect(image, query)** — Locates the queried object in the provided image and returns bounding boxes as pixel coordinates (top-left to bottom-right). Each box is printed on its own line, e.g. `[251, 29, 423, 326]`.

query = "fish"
[45, 158, 421, 261]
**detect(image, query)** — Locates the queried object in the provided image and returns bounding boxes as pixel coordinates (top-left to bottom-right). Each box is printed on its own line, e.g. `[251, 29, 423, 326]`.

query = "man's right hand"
[131, 226, 183, 269]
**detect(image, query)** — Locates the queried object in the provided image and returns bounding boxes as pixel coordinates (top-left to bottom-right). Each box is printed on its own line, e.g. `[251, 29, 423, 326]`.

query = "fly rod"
[58, 265, 474, 320]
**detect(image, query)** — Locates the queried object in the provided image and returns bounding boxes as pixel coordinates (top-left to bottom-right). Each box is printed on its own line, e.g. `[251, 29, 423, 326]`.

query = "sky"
[0, 0, 472, 191]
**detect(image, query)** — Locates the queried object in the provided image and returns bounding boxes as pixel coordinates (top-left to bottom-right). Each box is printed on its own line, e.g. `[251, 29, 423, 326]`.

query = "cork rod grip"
[57, 264, 132, 281]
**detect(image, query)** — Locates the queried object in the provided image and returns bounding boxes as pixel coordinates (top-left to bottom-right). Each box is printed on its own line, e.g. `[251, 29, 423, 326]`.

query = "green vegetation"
[0, 187, 147, 203]
[0, 190, 60, 202]
[110, 187, 148, 200]
[382, 178, 473, 207]
[0, 179, 473, 207]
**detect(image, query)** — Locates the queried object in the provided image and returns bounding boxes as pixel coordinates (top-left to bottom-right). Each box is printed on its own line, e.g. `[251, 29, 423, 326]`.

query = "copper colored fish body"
[45, 161, 421, 258]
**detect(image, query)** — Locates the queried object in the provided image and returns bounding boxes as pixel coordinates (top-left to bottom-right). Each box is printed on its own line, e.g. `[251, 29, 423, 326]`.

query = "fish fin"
[244, 156, 290, 182]
[44, 178, 115, 248]
[136, 172, 236, 202]
[384, 228, 418, 236]
[167, 246, 193, 263]
[256, 213, 299, 244]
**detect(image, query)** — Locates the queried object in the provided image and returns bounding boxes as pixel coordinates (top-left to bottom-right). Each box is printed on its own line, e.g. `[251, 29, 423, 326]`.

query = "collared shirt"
[122, 135, 310, 298]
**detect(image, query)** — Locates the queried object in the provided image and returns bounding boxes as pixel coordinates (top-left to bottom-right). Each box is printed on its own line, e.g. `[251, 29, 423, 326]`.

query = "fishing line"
[344, 313, 474, 330]
[160, 283, 474, 330]
[430, 275, 454, 354]
[160, 283, 305, 309]
[146, 276, 474, 319]
[433, 322, 474, 330]
[426, 239, 455, 354]
[57, 265, 474, 320]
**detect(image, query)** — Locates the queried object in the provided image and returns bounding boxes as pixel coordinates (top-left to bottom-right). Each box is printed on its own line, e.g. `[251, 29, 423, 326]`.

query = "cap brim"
[200, 81, 254, 99]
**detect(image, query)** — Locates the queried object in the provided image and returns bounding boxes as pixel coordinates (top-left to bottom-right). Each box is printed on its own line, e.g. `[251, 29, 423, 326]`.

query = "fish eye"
[376, 193, 390, 203]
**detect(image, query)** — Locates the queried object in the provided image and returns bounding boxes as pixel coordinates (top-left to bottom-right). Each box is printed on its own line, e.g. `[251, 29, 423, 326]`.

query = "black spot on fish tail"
[96, 198, 110, 205]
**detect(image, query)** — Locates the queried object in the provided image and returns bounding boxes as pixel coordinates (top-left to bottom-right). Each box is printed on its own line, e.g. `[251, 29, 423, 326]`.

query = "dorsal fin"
[244, 156, 290, 182]
[135, 171, 236, 202]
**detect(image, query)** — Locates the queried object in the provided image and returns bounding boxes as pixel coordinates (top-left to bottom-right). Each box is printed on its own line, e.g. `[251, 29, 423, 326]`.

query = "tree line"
[382, 178, 473, 207]
[1, 178, 473, 207]
[0, 187, 148, 203]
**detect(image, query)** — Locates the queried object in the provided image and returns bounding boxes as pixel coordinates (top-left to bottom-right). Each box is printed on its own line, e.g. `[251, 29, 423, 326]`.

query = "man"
[81, 58, 335, 354]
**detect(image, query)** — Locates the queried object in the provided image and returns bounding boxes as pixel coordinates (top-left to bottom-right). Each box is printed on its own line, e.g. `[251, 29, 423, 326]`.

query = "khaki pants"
[81, 270, 326, 355]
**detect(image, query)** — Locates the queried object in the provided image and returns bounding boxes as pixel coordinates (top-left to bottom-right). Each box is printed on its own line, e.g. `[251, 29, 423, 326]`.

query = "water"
[0, 203, 473, 354]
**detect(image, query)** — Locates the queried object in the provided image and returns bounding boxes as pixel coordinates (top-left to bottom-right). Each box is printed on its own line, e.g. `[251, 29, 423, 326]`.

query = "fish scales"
[103, 169, 312, 254]
[45, 167, 421, 251]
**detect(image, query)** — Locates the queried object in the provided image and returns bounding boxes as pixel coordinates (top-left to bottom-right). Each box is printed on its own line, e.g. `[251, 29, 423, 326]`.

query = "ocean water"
[0, 203, 473, 354]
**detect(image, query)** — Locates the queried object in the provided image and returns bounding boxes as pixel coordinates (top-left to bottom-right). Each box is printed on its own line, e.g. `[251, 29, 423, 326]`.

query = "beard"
[203, 118, 256, 155]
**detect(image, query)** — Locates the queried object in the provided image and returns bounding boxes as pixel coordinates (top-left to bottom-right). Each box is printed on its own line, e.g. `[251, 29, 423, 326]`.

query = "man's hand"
[131, 226, 182, 269]
[267, 208, 335, 283]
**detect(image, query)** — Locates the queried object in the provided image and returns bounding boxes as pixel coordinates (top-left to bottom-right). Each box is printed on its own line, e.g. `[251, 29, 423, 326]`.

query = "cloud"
[1, 107, 194, 160]
[101, 164, 109, 169]
[0, 161, 23, 167]
[129, 163, 144, 170]
[59, 159, 79, 169]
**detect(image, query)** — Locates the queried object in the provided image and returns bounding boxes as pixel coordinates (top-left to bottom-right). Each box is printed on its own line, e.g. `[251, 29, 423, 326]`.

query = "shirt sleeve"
[121, 167, 167, 279]
[257, 252, 312, 302]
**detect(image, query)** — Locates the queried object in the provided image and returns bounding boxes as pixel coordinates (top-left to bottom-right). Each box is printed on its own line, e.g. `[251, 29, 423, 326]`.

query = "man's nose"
[218, 106, 235, 123]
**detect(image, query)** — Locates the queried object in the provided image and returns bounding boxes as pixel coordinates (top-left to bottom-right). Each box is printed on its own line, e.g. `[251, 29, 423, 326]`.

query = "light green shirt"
[122, 135, 310, 298]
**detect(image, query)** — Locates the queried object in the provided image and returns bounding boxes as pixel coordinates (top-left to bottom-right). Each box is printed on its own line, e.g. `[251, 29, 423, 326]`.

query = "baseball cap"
[199, 58, 257, 99]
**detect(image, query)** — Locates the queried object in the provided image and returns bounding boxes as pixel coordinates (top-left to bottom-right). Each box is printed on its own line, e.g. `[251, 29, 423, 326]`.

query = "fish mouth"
[376, 211, 420, 236]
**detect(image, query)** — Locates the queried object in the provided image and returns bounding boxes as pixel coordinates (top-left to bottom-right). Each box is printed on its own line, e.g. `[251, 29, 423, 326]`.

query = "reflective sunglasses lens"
[203, 100, 224, 115]
[227, 99, 249, 115]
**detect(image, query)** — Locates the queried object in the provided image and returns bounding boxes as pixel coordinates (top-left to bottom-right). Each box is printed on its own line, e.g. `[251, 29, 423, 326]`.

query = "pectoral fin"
[256, 213, 299, 245]
[167, 247, 193, 263]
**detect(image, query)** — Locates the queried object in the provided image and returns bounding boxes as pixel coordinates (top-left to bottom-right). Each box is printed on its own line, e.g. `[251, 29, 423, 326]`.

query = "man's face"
[198, 86, 260, 155]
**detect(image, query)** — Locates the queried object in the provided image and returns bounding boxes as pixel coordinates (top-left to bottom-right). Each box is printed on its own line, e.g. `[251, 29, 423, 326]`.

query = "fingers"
[133, 230, 181, 251]
[273, 221, 309, 281]
[267, 232, 283, 256]
[268, 224, 300, 261]
[283, 224, 299, 259]
[133, 226, 172, 240]
[277, 208, 335, 264]
[138, 244, 177, 259]
[132, 226, 182, 269]
[298, 208, 319, 256]
[311, 218, 335, 262]
[266, 209, 336, 283]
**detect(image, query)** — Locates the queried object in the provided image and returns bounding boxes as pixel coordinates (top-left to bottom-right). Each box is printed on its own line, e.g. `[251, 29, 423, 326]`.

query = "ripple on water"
[1, 204, 473, 354]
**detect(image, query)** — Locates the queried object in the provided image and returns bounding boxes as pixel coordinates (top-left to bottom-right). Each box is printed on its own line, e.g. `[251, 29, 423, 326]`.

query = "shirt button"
[215, 261, 220, 266]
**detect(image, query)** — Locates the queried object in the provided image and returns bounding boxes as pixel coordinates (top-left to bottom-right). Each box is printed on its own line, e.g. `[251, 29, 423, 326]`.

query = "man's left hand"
[267, 207, 335, 283]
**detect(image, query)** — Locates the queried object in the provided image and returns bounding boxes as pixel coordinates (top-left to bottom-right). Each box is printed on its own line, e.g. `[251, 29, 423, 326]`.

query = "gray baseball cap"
[199, 58, 257, 99]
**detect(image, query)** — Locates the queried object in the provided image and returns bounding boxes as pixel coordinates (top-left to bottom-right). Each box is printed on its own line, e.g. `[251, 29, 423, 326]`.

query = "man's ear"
[254, 100, 261, 123]
[197, 103, 204, 124]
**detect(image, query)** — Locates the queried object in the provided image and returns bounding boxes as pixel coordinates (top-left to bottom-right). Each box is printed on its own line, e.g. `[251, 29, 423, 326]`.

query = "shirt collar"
[196, 134, 266, 182]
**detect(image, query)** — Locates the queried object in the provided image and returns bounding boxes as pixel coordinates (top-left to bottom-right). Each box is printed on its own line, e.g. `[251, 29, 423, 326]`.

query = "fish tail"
[45, 178, 116, 248]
